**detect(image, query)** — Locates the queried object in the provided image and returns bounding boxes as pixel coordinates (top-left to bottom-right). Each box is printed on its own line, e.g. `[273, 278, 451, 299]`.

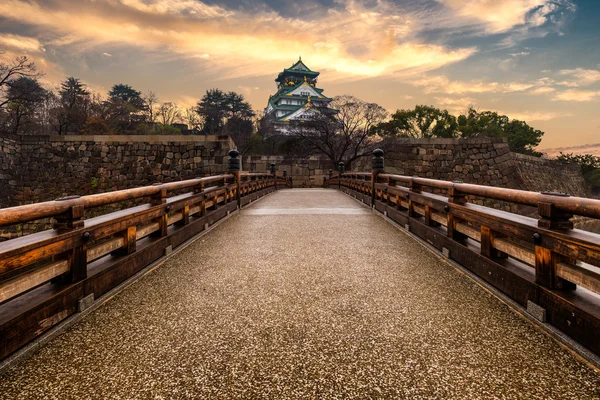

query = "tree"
[287, 95, 388, 168]
[4, 76, 48, 135]
[195, 89, 255, 136]
[0, 52, 42, 110]
[183, 106, 202, 132]
[157, 102, 182, 125]
[196, 89, 228, 135]
[108, 84, 144, 108]
[557, 153, 600, 175]
[457, 107, 543, 155]
[143, 91, 159, 126]
[106, 83, 146, 131]
[558, 153, 600, 193]
[374, 105, 458, 138]
[50, 77, 90, 134]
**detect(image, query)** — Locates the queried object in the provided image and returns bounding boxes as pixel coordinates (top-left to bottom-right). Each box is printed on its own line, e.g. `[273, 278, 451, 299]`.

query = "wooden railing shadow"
[325, 149, 600, 357]
[0, 150, 290, 360]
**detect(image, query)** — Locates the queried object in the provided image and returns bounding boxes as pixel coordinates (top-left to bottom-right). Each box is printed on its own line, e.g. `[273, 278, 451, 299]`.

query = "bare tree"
[0, 52, 43, 110]
[157, 102, 182, 125]
[143, 91, 158, 125]
[183, 106, 202, 132]
[287, 95, 388, 169]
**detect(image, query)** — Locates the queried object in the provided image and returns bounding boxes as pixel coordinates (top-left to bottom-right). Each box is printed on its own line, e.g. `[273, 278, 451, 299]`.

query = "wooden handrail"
[0, 168, 284, 360]
[375, 173, 600, 219]
[332, 166, 600, 356]
[0, 174, 239, 227]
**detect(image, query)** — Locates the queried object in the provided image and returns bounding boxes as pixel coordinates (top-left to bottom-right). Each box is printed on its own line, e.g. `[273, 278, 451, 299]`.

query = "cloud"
[529, 86, 556, 95]
[499, 110, 572, 121]
[436, 0, 573, 33]
[0, 33, 43, 52]
[0, 0, 476, 81]
[558, 68, 600, 86]
[553, 89, 600, 102]
[510, 51, 530, 57]
[540, 143, 600, 157]
[433, 96, 476, 114]
[102, 52, 112, 57]
[414, 75, 534, 94]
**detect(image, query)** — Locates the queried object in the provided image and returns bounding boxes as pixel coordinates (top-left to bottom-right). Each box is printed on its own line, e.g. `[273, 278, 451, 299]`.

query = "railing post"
[447, 181, 467, 242]
[54, 196, 88, 283]
[338, 162, 344, 190]
[408, 177, 421, 218]
[151, 185, 168, 237]
[196, 181, 206, 216]
[480, 226, 506, 259]
[228, 149, 241, 209]
[534, 244, 575, 290]
[535, 193, 576, 290]
[371, 149, 384, 207]
[270, 163, 277, 190]
[538, 197, 573, 230]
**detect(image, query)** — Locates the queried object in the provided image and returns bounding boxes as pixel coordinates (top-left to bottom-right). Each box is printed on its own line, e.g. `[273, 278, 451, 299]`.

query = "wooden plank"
[167, 213, 183, 226]
[87, 237, 125, 263]
[494, 238, 535, 266]
[136, 223, 159, 240]
[0, 260, 69, 304]
[456, 222, 481, 242]
[556, 262, 600, 295]
[431, 212, 447, 226]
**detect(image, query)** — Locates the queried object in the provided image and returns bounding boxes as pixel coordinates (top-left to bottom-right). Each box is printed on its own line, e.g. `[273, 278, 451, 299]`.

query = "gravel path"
[1, 189, 599, 399]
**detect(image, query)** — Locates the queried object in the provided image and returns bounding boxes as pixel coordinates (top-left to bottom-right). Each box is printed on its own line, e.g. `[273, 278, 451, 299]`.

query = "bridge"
[0, 150, 599, 398]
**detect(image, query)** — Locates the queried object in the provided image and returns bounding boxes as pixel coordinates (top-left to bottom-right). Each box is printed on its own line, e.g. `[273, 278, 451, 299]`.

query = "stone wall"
[0, 135, 233, 239]
[511, 152, 589, 196]
[8, 135, 233, 205]
[243, 155, 335, 187]
[0, 135, 592, 237]
[371, 137, 587, 194]
[0, 136, 19, 209]
[382, 138, 516, 188]
[358, 138, 590, 214]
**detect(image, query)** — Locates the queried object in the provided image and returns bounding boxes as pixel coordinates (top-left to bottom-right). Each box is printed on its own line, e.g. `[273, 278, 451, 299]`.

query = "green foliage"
[585, 169, 600, 192]
[155, 123, 181, 135]
[458, 108, 543, 155]
[558, 153, 600, 192]
[82, 116, 111, 135]
[195, 89, 255, 135]
[246, 133, 264, 155]
[90, 177, 99, 189]
[557, 153, 600, 174]
[374, 105, 543, 155]
[374, 105, 457, 138]
[108, 84, 144, 109]
[60, 77, 89, 107]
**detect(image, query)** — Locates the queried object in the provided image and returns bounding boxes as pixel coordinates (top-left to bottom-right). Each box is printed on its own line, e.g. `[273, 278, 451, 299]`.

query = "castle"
[264, 57, 334, 134]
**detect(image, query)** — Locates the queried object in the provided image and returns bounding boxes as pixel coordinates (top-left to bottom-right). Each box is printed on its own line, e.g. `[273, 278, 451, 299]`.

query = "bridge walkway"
[0, 189, 598, 399]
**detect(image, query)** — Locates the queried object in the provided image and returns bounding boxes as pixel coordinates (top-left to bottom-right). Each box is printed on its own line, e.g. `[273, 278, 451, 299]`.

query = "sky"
[0, 0, 599, 155]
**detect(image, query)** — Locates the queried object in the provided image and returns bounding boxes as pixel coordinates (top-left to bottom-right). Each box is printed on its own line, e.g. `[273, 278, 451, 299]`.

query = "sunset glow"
[0, 0, 598, 153]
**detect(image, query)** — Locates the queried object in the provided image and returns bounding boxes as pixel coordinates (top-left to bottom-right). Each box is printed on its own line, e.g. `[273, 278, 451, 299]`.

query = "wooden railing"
[325, 150, 600, 356]
[0, 155, 289, 360]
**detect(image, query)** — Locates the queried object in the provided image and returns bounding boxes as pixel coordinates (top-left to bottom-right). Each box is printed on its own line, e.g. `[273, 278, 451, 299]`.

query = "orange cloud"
[0, 0, 476, 81]
[414, 75, 534, 94]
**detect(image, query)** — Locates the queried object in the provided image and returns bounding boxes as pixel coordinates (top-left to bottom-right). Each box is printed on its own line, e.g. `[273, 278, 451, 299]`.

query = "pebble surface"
[1, 189, 599, 399]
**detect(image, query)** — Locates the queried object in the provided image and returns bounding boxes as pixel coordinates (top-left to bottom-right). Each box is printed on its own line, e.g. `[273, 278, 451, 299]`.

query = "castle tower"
[264, 57, 333, 134]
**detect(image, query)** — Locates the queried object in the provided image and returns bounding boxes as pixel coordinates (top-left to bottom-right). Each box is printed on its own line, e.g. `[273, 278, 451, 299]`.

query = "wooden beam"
[0, 260, 69, 303]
